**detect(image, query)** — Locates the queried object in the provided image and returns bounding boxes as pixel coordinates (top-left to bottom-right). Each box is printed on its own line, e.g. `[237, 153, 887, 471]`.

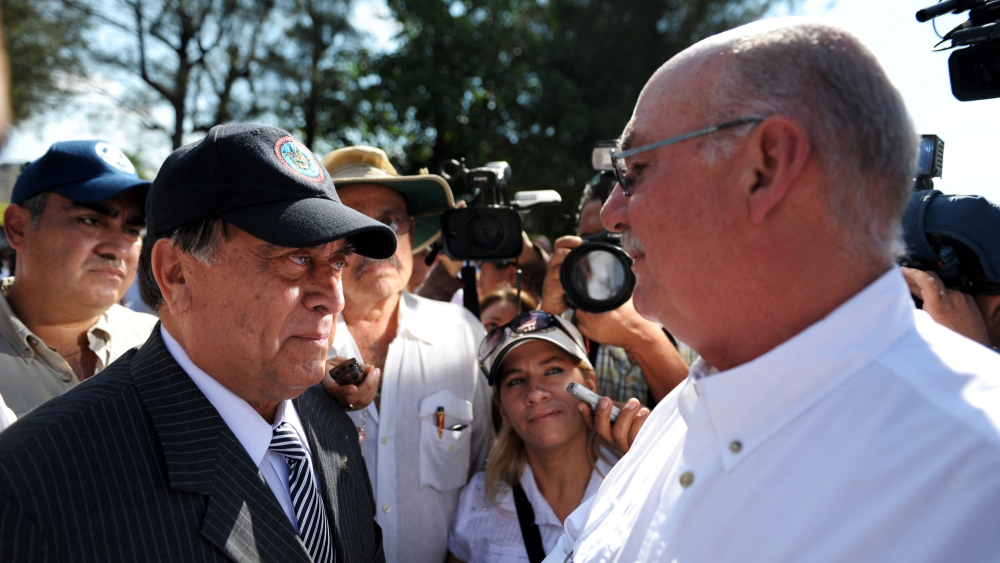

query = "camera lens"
[465, 213, 505, 251]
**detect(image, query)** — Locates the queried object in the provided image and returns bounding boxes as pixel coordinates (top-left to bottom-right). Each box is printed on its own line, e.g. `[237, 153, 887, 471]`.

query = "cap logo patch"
[94, 142, 136, 174]
[274, 136, 324, 183]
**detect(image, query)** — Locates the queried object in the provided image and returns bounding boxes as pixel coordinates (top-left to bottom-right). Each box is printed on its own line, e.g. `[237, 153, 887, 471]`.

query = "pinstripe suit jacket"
[0, 327, 385, 563]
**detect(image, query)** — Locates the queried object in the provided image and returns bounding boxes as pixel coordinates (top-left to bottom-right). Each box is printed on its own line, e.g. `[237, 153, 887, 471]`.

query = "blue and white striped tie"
[270, 423, 335, 563]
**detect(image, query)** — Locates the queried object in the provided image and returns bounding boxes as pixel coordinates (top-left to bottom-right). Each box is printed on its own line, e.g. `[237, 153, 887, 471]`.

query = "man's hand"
[322, 356, 381, 411]
[540, 236, 583, 315]
[901, 266, 991, 346]
[576, 298, 659, 350]
[579, 396, 649, 454]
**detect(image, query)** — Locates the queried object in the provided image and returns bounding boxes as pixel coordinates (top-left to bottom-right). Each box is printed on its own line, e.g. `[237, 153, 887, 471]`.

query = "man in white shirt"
[321, 146, 491, 563]
[548, 17, 1000, 563]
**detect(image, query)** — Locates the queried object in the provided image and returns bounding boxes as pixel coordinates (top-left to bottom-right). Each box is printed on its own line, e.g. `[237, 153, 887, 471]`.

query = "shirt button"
[679, 471, 694, 488]
[382, 504, 391, 513]
[380, 437, 388, 445]
[448, 445, 455, 452]
[729, 440, 743, 453]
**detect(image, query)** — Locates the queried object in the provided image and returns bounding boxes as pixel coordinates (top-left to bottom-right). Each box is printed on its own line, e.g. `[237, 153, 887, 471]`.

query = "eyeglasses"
[376, 212, 414, 236]
[478, 310, 579, 381]
[611, 117, 765, 197]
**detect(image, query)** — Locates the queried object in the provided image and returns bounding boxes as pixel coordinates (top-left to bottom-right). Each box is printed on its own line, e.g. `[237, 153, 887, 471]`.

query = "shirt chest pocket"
[418, 390, 474, 492]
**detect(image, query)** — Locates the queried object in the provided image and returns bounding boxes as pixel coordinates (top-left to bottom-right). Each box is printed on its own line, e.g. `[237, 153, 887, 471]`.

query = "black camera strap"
[512, 482, 547, 563]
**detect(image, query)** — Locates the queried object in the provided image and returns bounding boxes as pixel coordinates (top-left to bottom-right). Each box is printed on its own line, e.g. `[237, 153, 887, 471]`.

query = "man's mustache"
[621, 229, 645, 257]
[353, 255, 403, 280]
[86, 258, 128, 274]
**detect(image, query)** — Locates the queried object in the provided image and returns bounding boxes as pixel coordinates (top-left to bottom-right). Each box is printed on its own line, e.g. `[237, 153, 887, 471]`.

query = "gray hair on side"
[136, 218, 231, 312]
[700, 20, 918, 261]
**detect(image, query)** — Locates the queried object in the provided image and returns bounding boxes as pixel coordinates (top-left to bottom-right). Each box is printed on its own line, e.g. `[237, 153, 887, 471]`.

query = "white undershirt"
[161, 326, 317, 532]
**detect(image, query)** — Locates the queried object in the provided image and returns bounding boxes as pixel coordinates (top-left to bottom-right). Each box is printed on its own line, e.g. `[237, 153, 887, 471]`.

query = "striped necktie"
[270, 423, 335, 563]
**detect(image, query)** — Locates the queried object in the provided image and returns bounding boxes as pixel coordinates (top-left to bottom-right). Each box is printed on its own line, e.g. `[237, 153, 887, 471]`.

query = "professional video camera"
[917, 0, 1000, 101]
[901, 134, 1000, 296]
[437, 159, 560, 260]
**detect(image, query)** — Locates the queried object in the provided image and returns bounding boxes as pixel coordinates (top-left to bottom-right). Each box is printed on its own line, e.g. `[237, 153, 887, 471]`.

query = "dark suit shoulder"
[0, 346, 142, 454]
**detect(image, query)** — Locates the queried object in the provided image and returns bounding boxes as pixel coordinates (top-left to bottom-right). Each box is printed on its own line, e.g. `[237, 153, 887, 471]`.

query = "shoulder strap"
[511, 482, 546, 563]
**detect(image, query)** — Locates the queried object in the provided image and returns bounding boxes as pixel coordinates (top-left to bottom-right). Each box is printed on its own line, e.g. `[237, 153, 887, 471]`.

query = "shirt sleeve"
[448, 475, 484, 562]
[467, 320, 491, 476]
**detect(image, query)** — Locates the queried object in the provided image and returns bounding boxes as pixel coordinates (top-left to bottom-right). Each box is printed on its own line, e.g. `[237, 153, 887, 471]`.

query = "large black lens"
[466, 213, 505, 251]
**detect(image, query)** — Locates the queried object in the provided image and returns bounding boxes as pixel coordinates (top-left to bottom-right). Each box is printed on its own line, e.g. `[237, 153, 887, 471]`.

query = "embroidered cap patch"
[94, 142, 136, 174]
[274, 136, 324, 183]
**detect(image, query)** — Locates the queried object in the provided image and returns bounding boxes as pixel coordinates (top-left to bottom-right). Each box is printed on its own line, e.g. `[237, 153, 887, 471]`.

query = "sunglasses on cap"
[478, 310, 589, 386]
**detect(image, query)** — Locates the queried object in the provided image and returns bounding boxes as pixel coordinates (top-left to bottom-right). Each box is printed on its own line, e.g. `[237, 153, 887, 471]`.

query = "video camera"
[901, 134, 1000, 295]
[917, 0, 1000, 101]
[437, 159, 560, 261]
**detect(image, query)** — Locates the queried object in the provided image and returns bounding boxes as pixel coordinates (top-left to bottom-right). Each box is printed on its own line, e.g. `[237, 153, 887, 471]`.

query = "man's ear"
[4, 204, 31, 251]
[151, 239, 192, 315]
[743, 116, 811, 224]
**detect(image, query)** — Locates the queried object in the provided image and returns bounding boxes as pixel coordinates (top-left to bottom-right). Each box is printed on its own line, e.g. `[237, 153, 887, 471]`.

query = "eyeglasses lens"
[379, 213, 412, 236]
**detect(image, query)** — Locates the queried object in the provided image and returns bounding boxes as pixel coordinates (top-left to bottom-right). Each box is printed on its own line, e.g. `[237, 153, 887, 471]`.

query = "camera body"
[439, 161, 524, 261]
[902, 189, 1000, 295]
[917, 0, 1000, 101]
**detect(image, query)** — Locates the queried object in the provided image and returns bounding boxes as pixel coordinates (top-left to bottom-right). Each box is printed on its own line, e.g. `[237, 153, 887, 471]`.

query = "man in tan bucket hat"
[321, 146, 491, 563]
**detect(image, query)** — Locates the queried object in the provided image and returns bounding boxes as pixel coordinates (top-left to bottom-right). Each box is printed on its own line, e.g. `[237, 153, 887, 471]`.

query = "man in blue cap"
[0, 140, 157, 418]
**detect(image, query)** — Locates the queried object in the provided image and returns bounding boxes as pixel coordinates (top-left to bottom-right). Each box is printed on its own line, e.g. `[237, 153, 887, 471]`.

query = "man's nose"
[303, 263, 346, 315]
[601, 183, 629, 233]
[95, 224, 138, 261]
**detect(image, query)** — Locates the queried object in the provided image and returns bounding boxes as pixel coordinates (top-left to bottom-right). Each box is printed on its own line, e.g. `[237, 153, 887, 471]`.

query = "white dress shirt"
[161, 326, 315, 531]
[546, 269, 1000, 563]
[330, 291, 491, 563]
[449, 451, 615, 563]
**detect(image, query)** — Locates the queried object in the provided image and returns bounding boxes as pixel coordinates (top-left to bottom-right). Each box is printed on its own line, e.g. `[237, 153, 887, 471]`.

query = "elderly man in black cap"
[0, 124, 393, 563]
[0, 141, 157, 419]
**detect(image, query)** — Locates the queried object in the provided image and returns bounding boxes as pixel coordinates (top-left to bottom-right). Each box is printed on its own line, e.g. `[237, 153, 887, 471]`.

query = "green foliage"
[332, 0, 796, 240]
[2, 0, 90, 123]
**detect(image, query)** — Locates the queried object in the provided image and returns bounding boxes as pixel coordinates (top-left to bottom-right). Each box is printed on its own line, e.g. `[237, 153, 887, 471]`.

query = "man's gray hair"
[703, 20, 918, 261]
[20, 192, 50, 229]
[137, 218, 231, 311]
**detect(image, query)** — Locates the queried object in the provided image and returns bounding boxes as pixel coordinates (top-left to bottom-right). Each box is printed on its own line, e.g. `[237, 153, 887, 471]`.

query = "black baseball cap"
[11, 140, 150, 205]
[147, 124, 396, 259]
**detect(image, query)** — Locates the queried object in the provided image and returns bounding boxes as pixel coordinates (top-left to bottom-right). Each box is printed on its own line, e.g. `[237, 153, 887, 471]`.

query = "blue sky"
[5, 0, 998, 202]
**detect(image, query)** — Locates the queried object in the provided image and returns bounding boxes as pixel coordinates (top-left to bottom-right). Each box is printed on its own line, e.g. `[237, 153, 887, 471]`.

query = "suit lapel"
[132, 326, 312, 563]
[295, 386, 383, 563]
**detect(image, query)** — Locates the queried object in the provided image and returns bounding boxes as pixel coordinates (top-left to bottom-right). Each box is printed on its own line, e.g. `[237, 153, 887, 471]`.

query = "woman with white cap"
[447, 311, 635, 563]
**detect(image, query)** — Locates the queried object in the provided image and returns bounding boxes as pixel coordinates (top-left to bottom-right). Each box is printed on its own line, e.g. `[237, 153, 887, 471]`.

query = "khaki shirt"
[0, 278, 158, 417]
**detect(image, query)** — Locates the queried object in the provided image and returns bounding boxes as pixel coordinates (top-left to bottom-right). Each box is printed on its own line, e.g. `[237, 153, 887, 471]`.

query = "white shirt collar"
[336, 291, 436, 348]
[690, 268, 915, 469]
[160, 325, 301, 467]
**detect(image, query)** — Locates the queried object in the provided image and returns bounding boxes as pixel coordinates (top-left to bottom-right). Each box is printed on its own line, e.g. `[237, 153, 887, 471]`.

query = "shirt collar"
[160, 325, 296, 467]
[395, 291, 436, 344]
[519, 450, 615, 528]
[695, 268, 915, 470]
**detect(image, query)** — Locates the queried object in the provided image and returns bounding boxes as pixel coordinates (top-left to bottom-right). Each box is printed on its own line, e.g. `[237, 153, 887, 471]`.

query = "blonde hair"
[483, 359, 608, 507]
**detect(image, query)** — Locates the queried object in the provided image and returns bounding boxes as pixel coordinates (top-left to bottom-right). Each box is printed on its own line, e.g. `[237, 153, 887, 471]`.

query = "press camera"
[917, 0, 1000, 101]
[902, 134, 1000, 296]
[437, 159, 560, 260]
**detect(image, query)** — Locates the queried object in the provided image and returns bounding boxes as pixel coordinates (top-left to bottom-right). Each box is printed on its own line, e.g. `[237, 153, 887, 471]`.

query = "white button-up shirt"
[162, 326, 315, 531]
[330, 291, 491, 563]
[449, 451, 615, 563]
[546, 269, 1000, 563]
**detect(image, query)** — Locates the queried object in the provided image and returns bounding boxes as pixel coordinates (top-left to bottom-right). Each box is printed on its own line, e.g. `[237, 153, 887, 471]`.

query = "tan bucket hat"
[322, 146, 454, 252]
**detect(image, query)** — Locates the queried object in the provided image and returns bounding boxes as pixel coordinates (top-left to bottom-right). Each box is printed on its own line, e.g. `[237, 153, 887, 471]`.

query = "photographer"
[540, 175, 688, 404]
[901, 191, 1000, 349]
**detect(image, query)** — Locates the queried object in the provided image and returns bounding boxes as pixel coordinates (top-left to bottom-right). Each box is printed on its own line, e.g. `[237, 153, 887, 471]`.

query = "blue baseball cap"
[11, 140, 151, 206]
